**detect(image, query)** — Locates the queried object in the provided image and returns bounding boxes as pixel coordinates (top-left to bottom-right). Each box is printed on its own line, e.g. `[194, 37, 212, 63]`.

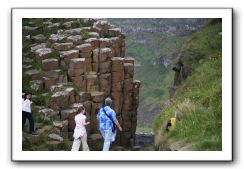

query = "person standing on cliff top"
[97, 97, 122, 151]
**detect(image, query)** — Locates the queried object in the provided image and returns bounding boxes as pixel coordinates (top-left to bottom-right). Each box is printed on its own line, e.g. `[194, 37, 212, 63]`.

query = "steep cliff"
[153, 19, 222, 151]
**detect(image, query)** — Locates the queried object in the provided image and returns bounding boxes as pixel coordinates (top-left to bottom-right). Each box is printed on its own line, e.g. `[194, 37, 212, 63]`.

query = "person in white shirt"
[71, 105, 90, 151]
[22, 93, 38, 136]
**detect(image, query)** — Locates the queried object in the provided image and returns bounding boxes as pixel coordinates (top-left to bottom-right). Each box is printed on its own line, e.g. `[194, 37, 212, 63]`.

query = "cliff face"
[22, 18, 140, 150]
[108, 18, 209, 66]
[108, 18, 207, 36]
[170, 19, 222, 99]
[153, 19, 222, 151]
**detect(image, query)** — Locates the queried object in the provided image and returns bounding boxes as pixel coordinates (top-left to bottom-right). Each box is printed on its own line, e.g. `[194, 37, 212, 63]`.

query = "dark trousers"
[22, 111, 35, 133]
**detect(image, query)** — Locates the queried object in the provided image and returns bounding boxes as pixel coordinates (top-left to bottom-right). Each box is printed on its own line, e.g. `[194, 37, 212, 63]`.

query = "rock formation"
[22, 18, 140, 150]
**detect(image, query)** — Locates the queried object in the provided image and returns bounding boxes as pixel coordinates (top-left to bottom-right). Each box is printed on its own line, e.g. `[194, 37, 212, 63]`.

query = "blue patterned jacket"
[97, 106, 117, 131]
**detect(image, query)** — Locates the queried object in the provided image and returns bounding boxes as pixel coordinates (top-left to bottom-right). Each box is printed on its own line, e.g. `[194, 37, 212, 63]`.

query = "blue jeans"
[22, 111, 35, 133]
[100, 130, 113, 151]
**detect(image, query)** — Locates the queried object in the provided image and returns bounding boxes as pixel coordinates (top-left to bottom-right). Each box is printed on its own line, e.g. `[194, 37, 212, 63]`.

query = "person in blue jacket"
[97, 97, 122, 151]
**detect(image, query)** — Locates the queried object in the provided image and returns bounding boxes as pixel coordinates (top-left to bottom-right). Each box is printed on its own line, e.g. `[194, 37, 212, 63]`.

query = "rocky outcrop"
[170, 49, 191, 99]
[22, 18, 140, 150]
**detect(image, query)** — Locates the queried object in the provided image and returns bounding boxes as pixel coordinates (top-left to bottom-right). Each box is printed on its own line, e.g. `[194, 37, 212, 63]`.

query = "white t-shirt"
[22, 99, 32, 113]
[73, 113, 87, 139]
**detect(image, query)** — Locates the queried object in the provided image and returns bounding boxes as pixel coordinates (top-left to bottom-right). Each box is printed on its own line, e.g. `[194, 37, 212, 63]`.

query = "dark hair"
[24, 92, 32, 101]
[76, 105, 85, 115]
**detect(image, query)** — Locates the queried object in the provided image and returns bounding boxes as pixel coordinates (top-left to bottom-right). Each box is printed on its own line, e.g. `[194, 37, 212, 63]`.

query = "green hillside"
[153, 19, 222, 150]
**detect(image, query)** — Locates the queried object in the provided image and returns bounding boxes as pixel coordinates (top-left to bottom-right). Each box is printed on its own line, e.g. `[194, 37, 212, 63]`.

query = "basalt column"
[68, 58, 86, 91]
[120, 62, 134, 147]
[23, 18, 140, 150]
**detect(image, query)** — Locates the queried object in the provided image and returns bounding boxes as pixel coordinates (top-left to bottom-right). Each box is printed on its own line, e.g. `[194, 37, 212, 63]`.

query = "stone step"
[75, 43, 92, 53]
[60, 50, 79, 65]
[32, 34, 46, 43]
[49, 34, 67, 43]
[88, 32, 99, 38]
[53, 120, 68, 132]
[64, 28, 82, 35]
[24, 69, 41, 80]
[23, 64, 33, 70]
[62, 21, 77, 29]
[31, 43, 46, 53]
[46, 23, 60, 30]
[53, 42, 73, 51]
[34, 48, 52, 62]
[48, 133, 64, 142]
[42, 59, 59, 71]
[67, 35, 83, 45]
[38, 107, 59, 120]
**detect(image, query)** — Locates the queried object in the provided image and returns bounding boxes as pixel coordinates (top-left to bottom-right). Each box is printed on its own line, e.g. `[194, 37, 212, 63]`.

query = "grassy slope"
[153, 20, 222, 150]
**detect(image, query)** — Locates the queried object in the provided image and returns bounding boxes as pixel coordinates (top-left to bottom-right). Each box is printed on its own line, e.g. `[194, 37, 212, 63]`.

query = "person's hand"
[119, 126, 123, 132]
[86, 122, 90, 125]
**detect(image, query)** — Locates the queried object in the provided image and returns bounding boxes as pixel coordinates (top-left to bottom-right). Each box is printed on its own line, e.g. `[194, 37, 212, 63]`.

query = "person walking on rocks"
[22, 93, 38, 136]
[97, 97, 123, 151]
[71, 105, 90, 151]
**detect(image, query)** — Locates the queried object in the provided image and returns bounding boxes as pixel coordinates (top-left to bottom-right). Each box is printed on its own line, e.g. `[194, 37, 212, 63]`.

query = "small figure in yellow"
[166, 106, 179, 131]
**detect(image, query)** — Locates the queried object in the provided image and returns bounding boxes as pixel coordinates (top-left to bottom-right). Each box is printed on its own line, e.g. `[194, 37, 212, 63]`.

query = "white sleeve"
[27, 100, 31, 107]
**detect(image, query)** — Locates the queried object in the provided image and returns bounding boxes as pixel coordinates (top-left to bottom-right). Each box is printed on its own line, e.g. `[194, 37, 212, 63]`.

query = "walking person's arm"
[82, 117, 90, 126]
[84, 121, 90, 125]
[114, 120, 122, 131]
[110, 111, 122, 132]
